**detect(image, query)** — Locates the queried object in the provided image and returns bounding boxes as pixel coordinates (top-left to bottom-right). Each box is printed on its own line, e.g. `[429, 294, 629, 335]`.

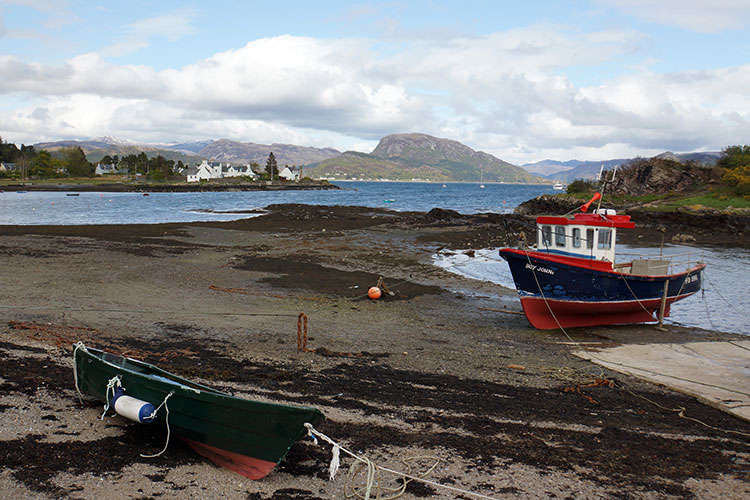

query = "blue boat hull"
[499, 249, 705, 329]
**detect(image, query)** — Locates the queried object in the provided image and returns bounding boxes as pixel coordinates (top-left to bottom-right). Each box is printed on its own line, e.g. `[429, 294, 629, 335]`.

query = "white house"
[95, 163, 118, 175]
[222, 164, 258, 179]
[201, 160, 223, 178]
[185, 163, 215, 182]
[279, 166, 298, 181]
[186, 160, 260, 182]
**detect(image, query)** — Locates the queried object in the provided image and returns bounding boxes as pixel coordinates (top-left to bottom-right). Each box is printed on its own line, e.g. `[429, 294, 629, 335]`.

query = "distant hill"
[193, 139, 340, 167]
[308, 133, 547, 183]
[304, 151, 412, 181]
[522, 152, 721, 182]
[33, 137, 340, 168]
[161, 140, 214, 154]
[521, 159, 583, 176]
[33, 137, 202, 166]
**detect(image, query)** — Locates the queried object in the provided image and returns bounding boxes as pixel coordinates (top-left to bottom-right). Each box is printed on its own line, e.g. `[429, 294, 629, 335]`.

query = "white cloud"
[601, 0, 750, 33]
[2, 0, 78, 29]
[0, 53, 164, 96]
[100, 8, 198, 57]
[1, 28, 748, 163]
[159, 35, 427, 136]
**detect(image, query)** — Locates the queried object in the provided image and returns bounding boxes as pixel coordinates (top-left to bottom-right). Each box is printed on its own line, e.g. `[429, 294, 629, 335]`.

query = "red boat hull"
[499, 248, 705, 330]
[181, 437, 276, 480]
[519, 295, 696, 329]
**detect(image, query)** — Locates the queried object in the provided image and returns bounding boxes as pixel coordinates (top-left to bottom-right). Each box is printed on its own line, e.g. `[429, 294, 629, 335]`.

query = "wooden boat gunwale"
[74, 343, 324, 479]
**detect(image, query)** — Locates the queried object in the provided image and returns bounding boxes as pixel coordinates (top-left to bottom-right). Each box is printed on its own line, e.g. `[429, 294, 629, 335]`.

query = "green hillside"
[308, 151, 453, 181]
[307, 134, 548, 183]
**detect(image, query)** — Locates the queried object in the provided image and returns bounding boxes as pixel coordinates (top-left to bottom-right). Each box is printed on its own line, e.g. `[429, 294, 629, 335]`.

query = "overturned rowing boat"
[73, 342, 324, 479]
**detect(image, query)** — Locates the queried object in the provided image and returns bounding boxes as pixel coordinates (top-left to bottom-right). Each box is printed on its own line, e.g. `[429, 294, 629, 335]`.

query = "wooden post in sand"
[657, 280, 669, 328]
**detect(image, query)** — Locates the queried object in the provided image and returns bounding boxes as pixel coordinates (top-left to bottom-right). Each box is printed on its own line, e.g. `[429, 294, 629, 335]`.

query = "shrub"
[566, 179, 596, 194]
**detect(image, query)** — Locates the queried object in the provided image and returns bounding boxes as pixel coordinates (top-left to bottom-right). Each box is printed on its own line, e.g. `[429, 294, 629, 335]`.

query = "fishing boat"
[498, 193, 705, 329]
[553, 181, 565, 190]
[73, 343, 324, 479]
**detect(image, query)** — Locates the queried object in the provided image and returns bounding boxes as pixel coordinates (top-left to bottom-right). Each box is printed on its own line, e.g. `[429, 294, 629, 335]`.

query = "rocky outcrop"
[514, 194, 590, 216]
[607, 158, 717, 196]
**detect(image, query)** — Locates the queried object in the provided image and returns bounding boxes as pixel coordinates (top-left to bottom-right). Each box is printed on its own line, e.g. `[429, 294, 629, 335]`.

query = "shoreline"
[1, 203, 748, 499]
[0, 181, 339, 192]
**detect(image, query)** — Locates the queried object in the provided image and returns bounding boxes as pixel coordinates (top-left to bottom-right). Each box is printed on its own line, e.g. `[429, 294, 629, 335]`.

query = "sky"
[1, 0, 749, 164]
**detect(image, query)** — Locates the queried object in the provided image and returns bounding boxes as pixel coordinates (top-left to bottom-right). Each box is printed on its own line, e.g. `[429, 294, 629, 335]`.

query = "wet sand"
[1, 204, 749, 499]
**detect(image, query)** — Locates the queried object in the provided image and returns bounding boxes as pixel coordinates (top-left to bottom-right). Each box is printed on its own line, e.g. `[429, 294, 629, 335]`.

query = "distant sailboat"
[480, 168, 485, 188]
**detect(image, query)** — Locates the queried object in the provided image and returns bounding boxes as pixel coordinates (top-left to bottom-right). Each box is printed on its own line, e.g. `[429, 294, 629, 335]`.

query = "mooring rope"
[140, 391, 175, 458]
[100, 375, 123, 420]
[304, 423, 501, 500]
[72, 341, 87, 404]
[702, 268, 742, 315]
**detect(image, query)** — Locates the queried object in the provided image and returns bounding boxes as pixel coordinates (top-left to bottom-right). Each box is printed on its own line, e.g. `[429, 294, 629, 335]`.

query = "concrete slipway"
[574, 340, 750, 422]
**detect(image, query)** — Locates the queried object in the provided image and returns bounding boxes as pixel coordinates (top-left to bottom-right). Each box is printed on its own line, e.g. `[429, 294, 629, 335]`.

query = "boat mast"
[595, 164, 617, 213]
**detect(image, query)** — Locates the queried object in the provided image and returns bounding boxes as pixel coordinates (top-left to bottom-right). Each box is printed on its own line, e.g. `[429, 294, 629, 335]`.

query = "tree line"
[0, 136, 184, 181]
[1, 136, 290, 182]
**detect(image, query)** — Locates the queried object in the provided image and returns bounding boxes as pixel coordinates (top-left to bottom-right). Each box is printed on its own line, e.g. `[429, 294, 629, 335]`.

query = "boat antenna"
[596, 164, 618, 214]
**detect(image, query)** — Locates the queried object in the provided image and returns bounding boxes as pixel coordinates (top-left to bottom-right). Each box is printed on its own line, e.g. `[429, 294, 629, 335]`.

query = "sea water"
[0, 181, 551, 225]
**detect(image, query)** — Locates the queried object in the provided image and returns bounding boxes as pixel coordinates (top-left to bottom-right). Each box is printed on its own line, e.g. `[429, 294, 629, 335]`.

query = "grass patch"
[563, 190, 750, 212]
[645, 194, 750, 211]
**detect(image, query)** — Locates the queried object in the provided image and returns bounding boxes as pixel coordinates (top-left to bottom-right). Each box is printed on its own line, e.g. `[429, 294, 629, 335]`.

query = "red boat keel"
[181, 437, 277, 480]
[519, 296, 673, 329]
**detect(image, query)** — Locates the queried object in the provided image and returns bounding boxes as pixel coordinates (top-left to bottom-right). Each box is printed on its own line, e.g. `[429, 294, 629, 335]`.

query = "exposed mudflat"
[1, 204, 748, 499]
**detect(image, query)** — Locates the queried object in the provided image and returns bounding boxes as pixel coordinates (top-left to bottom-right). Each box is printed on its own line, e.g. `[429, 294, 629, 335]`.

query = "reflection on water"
[434, 245, 749, 336]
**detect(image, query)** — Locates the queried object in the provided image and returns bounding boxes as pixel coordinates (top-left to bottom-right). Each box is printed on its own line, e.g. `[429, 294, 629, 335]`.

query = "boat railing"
[616, 250, 705, 275]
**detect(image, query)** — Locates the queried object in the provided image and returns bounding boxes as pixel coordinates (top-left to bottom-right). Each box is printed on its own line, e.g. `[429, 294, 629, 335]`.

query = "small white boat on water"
[553, 181, 565, 190]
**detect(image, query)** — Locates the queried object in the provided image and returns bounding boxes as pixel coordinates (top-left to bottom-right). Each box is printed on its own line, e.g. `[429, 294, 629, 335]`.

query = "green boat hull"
[73, 343, 324, 479]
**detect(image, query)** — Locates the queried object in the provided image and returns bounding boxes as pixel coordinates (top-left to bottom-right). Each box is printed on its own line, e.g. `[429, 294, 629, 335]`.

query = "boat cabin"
[535, 209, 635, 263]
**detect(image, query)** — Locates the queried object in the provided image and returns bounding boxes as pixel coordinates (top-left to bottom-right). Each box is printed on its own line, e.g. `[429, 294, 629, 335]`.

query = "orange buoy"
[368, 287, 382, 300]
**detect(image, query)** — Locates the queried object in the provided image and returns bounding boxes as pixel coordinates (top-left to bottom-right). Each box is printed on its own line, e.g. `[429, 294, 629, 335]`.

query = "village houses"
[184, 160, 298, 182]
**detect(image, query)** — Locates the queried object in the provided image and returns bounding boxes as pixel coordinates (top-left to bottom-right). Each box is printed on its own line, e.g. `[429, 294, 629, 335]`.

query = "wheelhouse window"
[572, 228, 581, 248]
[586, 229, 594, 250]
[555, 226, 566, 247]
[541, 225, 552, 247]
[597, 228, 612, 249]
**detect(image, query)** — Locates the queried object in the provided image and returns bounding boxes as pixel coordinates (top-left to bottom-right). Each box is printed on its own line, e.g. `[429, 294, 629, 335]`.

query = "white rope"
[72, 341, 87, 404]
[329, 444, 340, 481]
[304, 423, 502, 500]
[522, 250, 606, 379]
[100, 375, 122, 420]
[140, 391, 175, 458]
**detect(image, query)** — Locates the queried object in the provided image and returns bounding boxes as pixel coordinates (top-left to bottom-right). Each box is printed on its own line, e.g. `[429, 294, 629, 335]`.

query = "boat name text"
[526, 263, 555, 275]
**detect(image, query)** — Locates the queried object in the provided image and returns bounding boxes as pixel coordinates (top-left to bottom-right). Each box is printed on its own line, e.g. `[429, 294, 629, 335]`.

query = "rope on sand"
[304, 423, 502, 500]
[140, 391, 175, 458]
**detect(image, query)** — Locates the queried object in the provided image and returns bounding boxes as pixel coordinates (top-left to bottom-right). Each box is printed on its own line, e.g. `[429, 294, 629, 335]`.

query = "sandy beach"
[1, 204, 748, 500]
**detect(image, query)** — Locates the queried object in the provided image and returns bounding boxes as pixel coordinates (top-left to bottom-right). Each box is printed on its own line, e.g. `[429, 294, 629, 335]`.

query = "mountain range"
[31, 135, 721, 183]
[306, 133, 544, 183]
[523, 151, 721, 182]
